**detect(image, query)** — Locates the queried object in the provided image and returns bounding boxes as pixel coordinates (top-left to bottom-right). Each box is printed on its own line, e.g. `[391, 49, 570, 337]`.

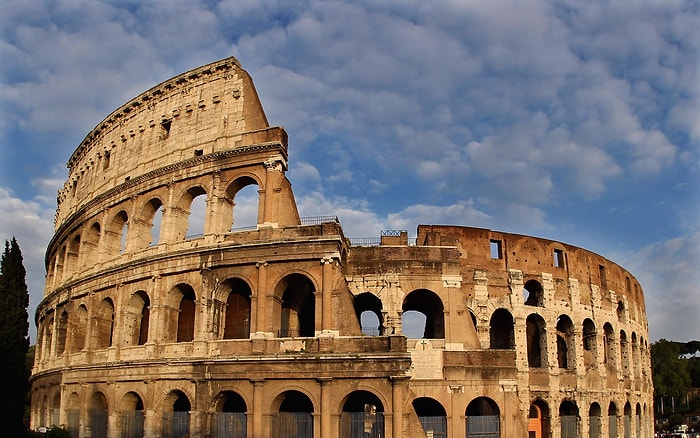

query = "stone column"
[391, 376, 405, 438]
[319, 378, 332, 438]
[321, 256, 334, 334]
[251, 379, 265, 437]
[262, 159, 283, 226]
[254, 262, 268, 335]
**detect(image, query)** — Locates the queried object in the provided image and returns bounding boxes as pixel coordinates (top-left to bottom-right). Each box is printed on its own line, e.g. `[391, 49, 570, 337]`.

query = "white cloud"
[624, 232, 700, 342]
[0, 186, 57, 341]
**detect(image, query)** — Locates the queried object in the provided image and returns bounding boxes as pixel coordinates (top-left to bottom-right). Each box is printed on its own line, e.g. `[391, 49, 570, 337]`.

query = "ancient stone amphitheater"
[31, 57, 653, 438]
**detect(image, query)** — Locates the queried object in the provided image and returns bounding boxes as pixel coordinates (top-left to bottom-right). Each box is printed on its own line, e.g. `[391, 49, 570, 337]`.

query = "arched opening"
[120, 392, 144, 438]
[173, 186, 207, 240]
[635, 403, 642, 438]
[65, 234, 80, 276]
[151, 204, 164, 246]
[272, 390, 314, 438]
[589, 402, 602, 438]
[51, 392, 61, 427]
[163, 284, 197, 343]
[93, 298, 115, 349]
[556, 315, 575, 369]
[603, 323, 615, 367]
[82, 222, 101, 266]
[523, 279, 544, 306]
[186, 192, 207, 238]
[54, 246, 65, 285]
[55, 310, 68, 356]
[106, 210, 128, 257]
[278, 274, 315, 337]
[46, 251, 56, 287]
[163, 390, 190, 438]
[631, 333, 640, 378]
[54, 245, 66, 285]
[212, 391, 247, 438]
[559, 400, 579, 438]
[67, 392, 80, 438]
[489, 308, 514, 349]
[71, 305, 88, 353]
[582, 318, 597, 368]
[623, 402, 632, 438]
[353, 292, 383, 336]
[222, 279, 252, 339]
[340, 390, 385, 438]
[412, 397, 447, 438]
[124, 291, 150, 346]
[120, 222, 128, 253]
[227, 177, 260, 230]
[401, 311, 426, 338]
[402, 289, 445, 339]
[465, 397, 500, 438]
[177, 286, 197, 342]
[39, 394, 48, 428]
[608, 402, 618, 438]
[526, 314, 547, 368]
[89, 392, 108, 438]
[43, 315, 54, 359]
[135, 197, 163, 250]
[616, 301, 626, 323]
[619, 331, 629, 376]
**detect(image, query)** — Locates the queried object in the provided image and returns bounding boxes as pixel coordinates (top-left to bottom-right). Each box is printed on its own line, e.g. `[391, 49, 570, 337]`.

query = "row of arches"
[488, 308, 649, 376]
[36, 383, 651, 438]
[522, 279, 639, 329]
[511, 311, 648, 374]
[36, 389, 506, 438]
[354, 286, 649, 377]
[36, 278, 649, 383]
[528, 399, 650, 438]
[36, 274, 316, 362]
[47, 176, 262, 290]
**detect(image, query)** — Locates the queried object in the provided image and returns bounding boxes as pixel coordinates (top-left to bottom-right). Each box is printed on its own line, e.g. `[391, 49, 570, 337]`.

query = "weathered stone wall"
[31, 58, 653, 438]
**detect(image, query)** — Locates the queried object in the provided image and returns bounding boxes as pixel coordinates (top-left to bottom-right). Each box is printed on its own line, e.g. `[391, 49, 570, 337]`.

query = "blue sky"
[1, 0, 698, 342]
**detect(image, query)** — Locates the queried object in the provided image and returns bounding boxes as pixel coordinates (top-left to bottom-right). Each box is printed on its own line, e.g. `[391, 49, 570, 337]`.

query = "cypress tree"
[0, 237, 31, 436]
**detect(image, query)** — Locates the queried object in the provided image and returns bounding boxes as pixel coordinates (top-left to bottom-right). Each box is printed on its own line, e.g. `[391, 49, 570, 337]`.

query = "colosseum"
[31, 57, 653, 438]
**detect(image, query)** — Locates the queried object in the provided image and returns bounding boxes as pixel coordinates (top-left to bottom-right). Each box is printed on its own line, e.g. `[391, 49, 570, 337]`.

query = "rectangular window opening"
[553, 249, 564, 268]
[599, 265, 607, 290]
[490, 239, 503, 259]
[161, 119, 172, 139]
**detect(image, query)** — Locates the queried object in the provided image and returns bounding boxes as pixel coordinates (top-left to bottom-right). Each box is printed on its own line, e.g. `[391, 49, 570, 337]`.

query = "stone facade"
[31, 57, 653, 438]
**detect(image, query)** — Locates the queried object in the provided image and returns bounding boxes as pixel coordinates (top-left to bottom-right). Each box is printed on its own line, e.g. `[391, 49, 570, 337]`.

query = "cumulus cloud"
[0, 186, 57, 339]
[624, 232, 700, 342]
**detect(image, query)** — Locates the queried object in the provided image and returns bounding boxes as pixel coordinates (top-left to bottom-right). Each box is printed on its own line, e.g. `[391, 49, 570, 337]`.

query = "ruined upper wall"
[416, 224, 646, 314]
[55, 57, 283, 230]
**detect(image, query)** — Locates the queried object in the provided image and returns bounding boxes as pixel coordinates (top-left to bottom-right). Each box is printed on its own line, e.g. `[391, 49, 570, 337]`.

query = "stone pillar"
[254, 261, 268, 335]
[391, 376, 405, 438]
[251, 379, 265, 437]
[319, 378, 332, 438]
[321, 256, 334, 333]
[262, 159, 282, 226]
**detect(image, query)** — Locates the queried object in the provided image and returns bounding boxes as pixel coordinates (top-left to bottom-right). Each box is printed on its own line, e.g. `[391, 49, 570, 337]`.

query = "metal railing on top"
[300, 215, 340, 225]
[348, 237, 418, 247]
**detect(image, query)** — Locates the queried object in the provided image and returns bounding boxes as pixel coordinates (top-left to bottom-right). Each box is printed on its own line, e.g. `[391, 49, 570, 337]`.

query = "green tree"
[688, 355, 700, 387]
[652, 339, 691, 414]
[0, 237, 31, 436]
